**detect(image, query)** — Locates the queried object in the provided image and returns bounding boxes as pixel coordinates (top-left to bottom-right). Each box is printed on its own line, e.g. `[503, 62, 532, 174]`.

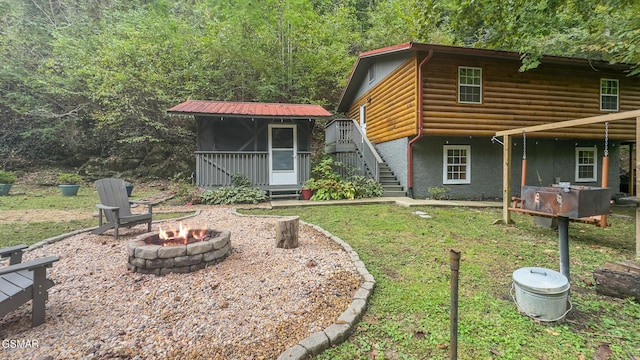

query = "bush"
[351, 175, 384, 198]
[56, 173, 82, 185]
[0, 170, 17, 184]
[199, 174, 266, 204]
[311, 178, 355, 200]
[427, 186, 450, 200]
[309, 157, 383, 201]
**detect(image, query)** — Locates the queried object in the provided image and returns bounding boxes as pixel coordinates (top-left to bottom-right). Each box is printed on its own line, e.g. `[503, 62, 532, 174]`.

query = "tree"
[414, 0, 640, 72]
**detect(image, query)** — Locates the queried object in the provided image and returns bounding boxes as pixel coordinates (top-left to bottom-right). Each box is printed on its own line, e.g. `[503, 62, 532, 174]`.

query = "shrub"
[427, 186, 450, 200]
[56, 173, 82, 185]
[199, 174, 266, 204]
[0, 170, 17, 184]
[351, 175, 384, 198]
[309, 157, 383, 200]
[311, 179, 355, 200]
[302, 177, 318, 190]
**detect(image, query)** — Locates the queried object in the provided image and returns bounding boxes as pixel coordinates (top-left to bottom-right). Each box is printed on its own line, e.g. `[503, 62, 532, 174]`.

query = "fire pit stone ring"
[126, 229, 231, 275]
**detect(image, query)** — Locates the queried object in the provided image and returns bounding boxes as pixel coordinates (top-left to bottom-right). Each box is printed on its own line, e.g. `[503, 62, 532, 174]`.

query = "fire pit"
[127, 223, 231, 275]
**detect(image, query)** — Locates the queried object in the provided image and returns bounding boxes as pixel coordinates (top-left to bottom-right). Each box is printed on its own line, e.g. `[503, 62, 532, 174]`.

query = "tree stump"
[276, 216, 299, 249]
[593, 260, 640, 301]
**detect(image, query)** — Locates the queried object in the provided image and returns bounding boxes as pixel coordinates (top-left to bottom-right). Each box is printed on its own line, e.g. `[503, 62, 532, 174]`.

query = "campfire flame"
[158, 223, 208, 246]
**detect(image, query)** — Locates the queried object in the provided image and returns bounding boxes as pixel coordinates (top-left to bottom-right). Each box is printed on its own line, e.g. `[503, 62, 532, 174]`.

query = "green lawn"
[2, 186, 638, 359]
[243, 204, 640, 360]
[0, 184, 190, 247]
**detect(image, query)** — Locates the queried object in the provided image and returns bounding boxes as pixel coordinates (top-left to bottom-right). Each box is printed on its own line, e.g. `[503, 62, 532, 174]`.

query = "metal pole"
[449, 249, 461, 360]
[558, 216, 570, 282]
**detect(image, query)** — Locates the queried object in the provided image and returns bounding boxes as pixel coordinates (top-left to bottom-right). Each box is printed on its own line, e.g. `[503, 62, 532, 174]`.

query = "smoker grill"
[514, 183, 612, 283]
[520, 184, 612, 219]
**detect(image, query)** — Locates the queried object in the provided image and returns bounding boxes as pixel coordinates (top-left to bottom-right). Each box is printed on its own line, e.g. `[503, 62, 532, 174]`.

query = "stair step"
[268, 189, 300, 200]
[382, 185, 404, 191]
[383, 190, 406, 197]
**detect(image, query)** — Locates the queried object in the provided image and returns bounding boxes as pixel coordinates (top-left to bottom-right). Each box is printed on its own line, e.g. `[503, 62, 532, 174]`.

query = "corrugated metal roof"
[168, 100, 332, 118]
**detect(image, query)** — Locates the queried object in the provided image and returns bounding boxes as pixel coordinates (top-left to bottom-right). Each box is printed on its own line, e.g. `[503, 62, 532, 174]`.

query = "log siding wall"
[344, 51, 640, 144]
[422, 53, 640, 140]
[347, 57, 418, 143]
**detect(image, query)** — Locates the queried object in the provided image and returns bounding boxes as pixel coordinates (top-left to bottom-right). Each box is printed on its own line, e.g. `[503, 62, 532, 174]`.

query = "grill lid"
[512, 267, 569, 294]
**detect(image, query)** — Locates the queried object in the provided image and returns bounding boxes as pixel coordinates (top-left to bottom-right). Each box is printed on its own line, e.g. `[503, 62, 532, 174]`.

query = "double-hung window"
[600, 79, 619, 111]
[575, 147, 597, 182]
[458, 67, 482, 104]
[443, 145, 471, 184]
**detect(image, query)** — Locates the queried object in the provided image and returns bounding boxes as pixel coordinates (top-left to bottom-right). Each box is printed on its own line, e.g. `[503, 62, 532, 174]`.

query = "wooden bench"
[0, 244, 59, 327]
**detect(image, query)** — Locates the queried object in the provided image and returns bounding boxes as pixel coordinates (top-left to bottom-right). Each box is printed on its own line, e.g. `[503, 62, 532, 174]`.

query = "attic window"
[368, 62, 375, 84]
[600, 79, 618, 111]
[458, 67, 482, 104]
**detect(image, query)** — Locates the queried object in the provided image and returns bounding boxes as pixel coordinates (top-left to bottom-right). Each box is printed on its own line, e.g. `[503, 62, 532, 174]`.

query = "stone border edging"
[26, 210, 202, 251]
[22, 207, 372, 358]
[231, 209, 375, 359]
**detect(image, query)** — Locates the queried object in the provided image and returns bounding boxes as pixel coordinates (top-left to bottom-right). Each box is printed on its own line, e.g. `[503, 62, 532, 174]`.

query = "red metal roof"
[168, 100, 332, 118]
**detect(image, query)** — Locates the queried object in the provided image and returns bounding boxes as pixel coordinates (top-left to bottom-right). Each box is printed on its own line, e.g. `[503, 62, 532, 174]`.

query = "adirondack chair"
[0, 244, 59, 327]
[93, 178, 155, 239]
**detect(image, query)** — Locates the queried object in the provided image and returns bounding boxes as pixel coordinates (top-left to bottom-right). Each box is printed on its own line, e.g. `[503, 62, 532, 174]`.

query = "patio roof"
[168, 100, 332, 118]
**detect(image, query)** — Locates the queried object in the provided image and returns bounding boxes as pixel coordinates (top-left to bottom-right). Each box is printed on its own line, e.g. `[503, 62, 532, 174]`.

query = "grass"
[243, 204, 640, 359]
[0, 183, 191, 247]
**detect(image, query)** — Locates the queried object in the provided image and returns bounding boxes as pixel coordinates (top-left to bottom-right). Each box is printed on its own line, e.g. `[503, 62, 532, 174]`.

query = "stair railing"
[350, 119, 383, 182]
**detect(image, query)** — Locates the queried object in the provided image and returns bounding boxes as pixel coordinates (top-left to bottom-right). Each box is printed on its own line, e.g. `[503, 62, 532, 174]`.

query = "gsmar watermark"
[2, 339, 39, 349]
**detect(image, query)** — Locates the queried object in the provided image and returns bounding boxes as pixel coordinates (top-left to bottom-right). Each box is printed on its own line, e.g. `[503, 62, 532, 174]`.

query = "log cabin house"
[329, 42, 640, 200]
[168, 100, 331, 198]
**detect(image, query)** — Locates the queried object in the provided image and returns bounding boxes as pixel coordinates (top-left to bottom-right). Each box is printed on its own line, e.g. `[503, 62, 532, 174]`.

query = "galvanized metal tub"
[512, 267, 571, 322]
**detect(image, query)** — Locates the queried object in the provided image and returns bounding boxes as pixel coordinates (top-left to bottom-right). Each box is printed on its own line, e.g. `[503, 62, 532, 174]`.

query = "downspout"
[407, 50, 434, 198]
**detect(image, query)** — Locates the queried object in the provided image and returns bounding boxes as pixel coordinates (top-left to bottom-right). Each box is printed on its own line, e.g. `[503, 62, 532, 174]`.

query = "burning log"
[276, 216, 299, 249]
[593, 260, 640, 301]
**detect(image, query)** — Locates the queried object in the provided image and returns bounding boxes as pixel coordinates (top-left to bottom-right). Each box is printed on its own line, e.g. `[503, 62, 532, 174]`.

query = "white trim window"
[458, 67, 482, 104]
[600, 78, 619, 111]
[443, 145, 471, 184]
[575, 147, 597, 182]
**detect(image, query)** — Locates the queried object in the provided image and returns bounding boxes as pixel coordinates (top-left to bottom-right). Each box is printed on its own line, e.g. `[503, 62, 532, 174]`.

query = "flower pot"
[126, 184, 134, 197]
[59, 184, 80, 197]
[301, 188, 313, 200]
[0, 183, 12, 196]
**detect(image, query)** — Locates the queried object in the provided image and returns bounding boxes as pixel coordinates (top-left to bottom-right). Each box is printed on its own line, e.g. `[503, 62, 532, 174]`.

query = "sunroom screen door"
[268, 124, 297, 185]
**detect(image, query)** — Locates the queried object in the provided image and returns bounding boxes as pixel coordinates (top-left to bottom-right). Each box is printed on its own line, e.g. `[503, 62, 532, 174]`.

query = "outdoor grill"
[518, 183, 612, 282]
[520, 184, 612, 219]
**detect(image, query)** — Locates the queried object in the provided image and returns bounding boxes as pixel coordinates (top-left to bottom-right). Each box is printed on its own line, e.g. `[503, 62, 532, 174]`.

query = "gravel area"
[0, 207, 362, 359]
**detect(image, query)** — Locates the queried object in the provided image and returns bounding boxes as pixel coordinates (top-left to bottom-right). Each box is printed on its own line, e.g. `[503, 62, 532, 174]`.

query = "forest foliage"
[1, 0, 638, 178]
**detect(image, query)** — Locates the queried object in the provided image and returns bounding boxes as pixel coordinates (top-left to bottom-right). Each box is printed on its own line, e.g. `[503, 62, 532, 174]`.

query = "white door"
[359, 104, 367, 134]
[268, 124, 297, 185]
